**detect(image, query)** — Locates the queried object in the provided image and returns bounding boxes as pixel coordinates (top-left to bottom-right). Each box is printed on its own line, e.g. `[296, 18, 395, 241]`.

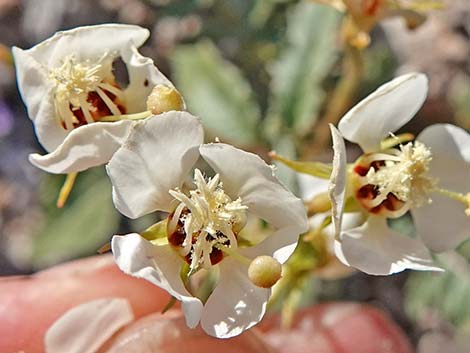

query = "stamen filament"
[96, 87, 121, 115]
[78, 95, 95, 124]
[98, 82, 125, 100]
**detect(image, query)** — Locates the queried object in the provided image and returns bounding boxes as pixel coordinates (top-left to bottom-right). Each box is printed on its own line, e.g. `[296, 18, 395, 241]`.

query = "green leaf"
[266, 2, 340, 136]
[32, 170, 120, 269]
[172, 40, 261, 146]
[405, 247, 470, 328]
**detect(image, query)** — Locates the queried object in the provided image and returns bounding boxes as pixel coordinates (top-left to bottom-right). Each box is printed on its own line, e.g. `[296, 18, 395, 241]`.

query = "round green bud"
[146, 84, 185, 115]
[248, 255, 282, 288]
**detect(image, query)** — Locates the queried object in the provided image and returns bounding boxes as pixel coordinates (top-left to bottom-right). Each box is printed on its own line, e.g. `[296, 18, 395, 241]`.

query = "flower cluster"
[13, 22, 469, 347]
[13, 24, 308, 339]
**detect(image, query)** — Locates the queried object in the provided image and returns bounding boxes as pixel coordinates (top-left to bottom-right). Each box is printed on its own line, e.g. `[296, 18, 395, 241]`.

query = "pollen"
[48, 54, 125, 130]
[167, 169, 248, 274]
[354, 142, 436, 217]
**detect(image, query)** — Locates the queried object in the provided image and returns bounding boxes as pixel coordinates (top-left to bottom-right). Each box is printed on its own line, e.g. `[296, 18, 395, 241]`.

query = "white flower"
[106, 112, 308, 338]
[329, 72, 470, 275]
[13, 24, 176, 174]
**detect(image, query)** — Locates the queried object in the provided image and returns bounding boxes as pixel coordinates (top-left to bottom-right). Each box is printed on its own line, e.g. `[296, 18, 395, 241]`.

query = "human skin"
[0, 255, 412, 353]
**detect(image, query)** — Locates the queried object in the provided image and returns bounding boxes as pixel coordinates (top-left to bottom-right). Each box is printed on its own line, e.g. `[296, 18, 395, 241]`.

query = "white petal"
[200, 143, 308, 262]
[29, 120, 134, 174]
[121, 44, 177, 114]
[111, 233, 203, 328]
[335, 216, 442, 275]
[329, 124, 347, 240]
[45, 298, 134, 353]
[20, 24, 149, 67]
[338, 73, 428, 152]
[297, 172, 329, 201]
[200, 258, 269, 338]
[11, 48, 67, 151]
[413, 124, 470, 252]
[106, 112, 203, 218]
[241, 225, 307, 264]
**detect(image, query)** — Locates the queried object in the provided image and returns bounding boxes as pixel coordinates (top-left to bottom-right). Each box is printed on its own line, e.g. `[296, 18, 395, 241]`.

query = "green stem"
[305, 44, 364, 157]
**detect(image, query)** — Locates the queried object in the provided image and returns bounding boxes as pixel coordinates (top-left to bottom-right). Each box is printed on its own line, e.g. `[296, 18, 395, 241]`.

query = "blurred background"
[0, 0, 468, 351]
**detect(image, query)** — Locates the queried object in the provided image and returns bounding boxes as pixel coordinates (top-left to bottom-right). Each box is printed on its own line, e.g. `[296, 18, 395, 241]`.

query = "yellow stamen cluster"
[168, 169, 248, 273]
[49, 54, 123, 130]
[365, 142, 436, 207]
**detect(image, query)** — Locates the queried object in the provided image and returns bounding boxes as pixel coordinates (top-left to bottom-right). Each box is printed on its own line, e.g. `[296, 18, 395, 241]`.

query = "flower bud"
[146, 84, 185, 115]
[248, 255, 282, 288]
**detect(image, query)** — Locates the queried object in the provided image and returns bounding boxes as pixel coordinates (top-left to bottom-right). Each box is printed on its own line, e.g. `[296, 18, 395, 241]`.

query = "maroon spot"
[356, 184, 378, 200]
[210, 247, 224, 265]
[354, 165, 369, 177]
[364, 0, 382, 16]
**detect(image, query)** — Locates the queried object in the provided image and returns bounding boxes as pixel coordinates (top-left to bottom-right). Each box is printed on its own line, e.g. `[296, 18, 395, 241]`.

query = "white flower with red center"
[106, 112, 308, 338]
[13, 24, 179, 174]
[329, 72, 470, 275]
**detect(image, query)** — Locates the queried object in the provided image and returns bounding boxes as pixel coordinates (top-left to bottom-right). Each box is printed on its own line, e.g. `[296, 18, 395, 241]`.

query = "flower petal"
[297, 172, 329, 201]
[11, 48, 67, 151]
[200, 143, 308, 263]
[121, 44, 177, 114]
[29, 120, 134, 174]
[106, 112, 203, 218]
[20, 24, 149, 67]
[200, 258, 269, 338]
[335, 216, 442, 275]
[45, 298, 134, 353]
[329, 124, 347, 240]
[112, 233, 203, 328]
[413, 124, 470, 252]
[338, 73, 428, 152]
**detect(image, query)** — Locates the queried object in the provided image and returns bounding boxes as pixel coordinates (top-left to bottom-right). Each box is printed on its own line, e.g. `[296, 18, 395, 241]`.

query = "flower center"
[48, 54, 126, 130]
[167, 169, 248, 274]
[353, 141, 436, 217]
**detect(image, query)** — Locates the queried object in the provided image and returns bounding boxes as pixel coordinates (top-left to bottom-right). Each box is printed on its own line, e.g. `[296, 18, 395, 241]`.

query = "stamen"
[48, 54, 126, 130]
[96, 86, 122, 116]
[353, 142, 436, 217]
[167, 169, 248, 274]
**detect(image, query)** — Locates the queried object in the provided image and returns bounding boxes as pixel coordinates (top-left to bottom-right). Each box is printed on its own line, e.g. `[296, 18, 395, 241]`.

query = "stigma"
[49, 54, 125, 130]
[353, 142, 436, 217]
[167, 169, 248, 274]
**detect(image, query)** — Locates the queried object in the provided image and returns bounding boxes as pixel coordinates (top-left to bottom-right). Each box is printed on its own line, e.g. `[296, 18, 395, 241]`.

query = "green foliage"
[32, 169, 120, 269]
[172, 40, 261, 146]
[265, 2, 340, 138]
[405, 241, 470, 328]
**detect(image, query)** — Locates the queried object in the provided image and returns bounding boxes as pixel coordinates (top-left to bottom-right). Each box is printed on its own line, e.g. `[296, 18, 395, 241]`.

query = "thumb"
[0, 255, 172, 353]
